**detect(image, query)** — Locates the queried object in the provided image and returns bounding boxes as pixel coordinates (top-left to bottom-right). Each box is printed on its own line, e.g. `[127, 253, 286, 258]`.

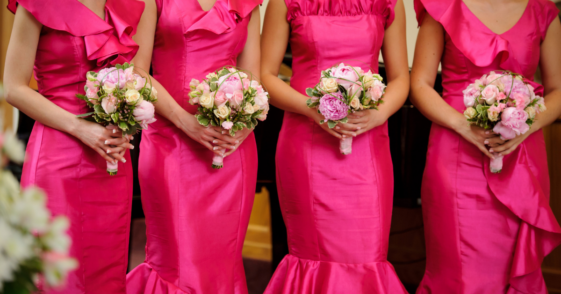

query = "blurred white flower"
[9, 187, 50, 233]
[41, 217, 71, 253]
[2, 132, 25, 164]
[4, 228, 34, 262]
[42, 253, 78, 287]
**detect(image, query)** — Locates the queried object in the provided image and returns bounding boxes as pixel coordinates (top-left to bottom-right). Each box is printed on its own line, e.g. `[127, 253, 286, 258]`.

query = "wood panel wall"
[1, 0, 14, 131]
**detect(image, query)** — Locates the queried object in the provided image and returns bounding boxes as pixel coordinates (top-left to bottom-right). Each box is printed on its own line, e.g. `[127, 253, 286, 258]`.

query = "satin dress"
[9, 0, 143, 293]
[414, 0, 561, 292]
[265, 0, 407, 293]
[125, 0, 261, 293]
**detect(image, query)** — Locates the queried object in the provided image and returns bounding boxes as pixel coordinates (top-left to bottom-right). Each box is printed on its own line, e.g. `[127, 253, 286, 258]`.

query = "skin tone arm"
[490, 16, 561, 156]
[410, 14, 497, 159]
[260, 0, 409, 139]
[4, 6, 132, 164]
[132, 1, 260, 156]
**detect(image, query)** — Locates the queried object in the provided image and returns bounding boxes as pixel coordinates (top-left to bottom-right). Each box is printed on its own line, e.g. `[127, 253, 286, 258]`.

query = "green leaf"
[306, 88, 314, 97]
[118, 122, 129, 131]
[320, 119, 325, 124]
[77, 112, 95, 118]
[94, 104, 104, 114]
[196, 114, 210, 126]
[327, 120, 337, 129]
[340, 117, 348, 123]
[235, 122, 246, 130]
[229, 129, 236, 137]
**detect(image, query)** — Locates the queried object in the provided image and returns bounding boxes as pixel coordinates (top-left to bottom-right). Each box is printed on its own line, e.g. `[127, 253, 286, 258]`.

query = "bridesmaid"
[410, 0, 561, 292]
[3, 0, 141, 293]
[261, 0, 410, 292]
[125, 0, 261, 293]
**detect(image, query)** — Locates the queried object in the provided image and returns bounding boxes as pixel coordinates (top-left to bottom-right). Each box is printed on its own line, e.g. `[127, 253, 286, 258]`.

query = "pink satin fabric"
[265, 0, 407, 293]
[414, 0, 561, 293]
[125, 0, 261, 293]
[9, 0, 144, 293]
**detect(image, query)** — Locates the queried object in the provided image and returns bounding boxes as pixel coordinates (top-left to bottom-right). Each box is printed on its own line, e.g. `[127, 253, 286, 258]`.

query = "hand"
[306, 109, 342, 139]
[335, 109, 387, 138]
[222, 127, 254, 157]
[488, 130, 531, 157]
[73, 120, 133, 164]
[177, 113, 237, 155]
[455, 122, 499, 159]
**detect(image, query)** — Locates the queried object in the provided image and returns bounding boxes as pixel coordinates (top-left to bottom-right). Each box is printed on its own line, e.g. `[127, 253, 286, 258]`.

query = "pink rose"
[135, 76, 147, 91]
[497, 92, 507, 101]
[86, 80, 99, 91]
[463, 84, 480, 107]
[101, 94, 117, 114]
[214, 91, 227, 106]
[242, 78, 251, 90]
[486, 72, 503, 87]
[133, 100, 157, 129]
[487, 103, 505, 121]
[349, 82, 362, 99]
[254, 92, 269, 109]
[368, 80, 385, 102]
[222, 121, 234, 130]
[492, 107, 529, 140]
[481, 85, 500, 104]
[85, 88, 99, 103]
[98, 68, 127, 88]
[513, 92, 530, 110]
[319, 92, 349, 121]
[218, 74, 243, 96]
[331, 63, 359, 90]
[228, 90, 244, 110]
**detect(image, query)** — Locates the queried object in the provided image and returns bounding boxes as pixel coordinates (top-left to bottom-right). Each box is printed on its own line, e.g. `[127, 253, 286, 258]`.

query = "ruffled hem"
[286, 0, 397, 28]
[484, 145, 561, 293]
[126, 263, 187, 294]
[182, 0, 262, 35]
[264, 254, 407, 294]
[8, 0, 143, 66]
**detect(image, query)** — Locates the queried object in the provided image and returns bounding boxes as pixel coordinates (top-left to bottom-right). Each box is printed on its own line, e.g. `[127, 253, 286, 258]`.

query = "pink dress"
[414, 0, 561, 292]
[9, 0, 143, 293]
[265, 0, 407, 293]
[125, 0, 261, 293]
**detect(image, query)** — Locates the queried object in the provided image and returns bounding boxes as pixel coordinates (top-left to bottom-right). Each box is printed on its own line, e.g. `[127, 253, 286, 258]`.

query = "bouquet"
[188, 67, 269, 169]
[463, 71, 546, 173]
[76, 63, 158, 175]
[0, 131, 77, 293]
[305, 63, 386, 154]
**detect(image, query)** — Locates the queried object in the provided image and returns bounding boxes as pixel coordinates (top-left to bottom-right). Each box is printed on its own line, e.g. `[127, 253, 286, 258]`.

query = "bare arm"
[4, 6, 129, 163]
[237, 7, 261, 80]
[340, 0, 410, 137]
[409, 13, 495, 158]
[492, 16, 561, 156]
[132, 0, 237, 154]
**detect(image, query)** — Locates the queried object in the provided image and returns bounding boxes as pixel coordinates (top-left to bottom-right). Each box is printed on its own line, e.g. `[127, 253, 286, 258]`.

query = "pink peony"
[98, 68, 127, 88]
[463, 84, 480, 107]
[481, 85, 500, 104]
[331, 63, 359, 90]
[222, 121, 234, 130]
[86, 80, 99, 91]
[319, 92, 349, 121]
[493, 107, 529, 140]
[228, 90, 244, 110]
[242, 78, 251, 90]
[133, 100, 157, 129]
[135, 76, 147, 91]
[218, 74, 243, 96]
[101, 94, 117, 114]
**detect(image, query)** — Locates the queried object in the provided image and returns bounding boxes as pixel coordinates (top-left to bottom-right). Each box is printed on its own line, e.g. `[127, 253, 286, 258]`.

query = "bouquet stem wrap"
[212, 153, 225, 169]
[106, 125, 118, 176]
[340, 137, 353, 155]
[490, 153, 504, 173]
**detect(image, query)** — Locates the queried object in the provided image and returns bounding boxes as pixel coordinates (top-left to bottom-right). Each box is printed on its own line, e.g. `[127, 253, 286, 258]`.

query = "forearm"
[262, 72, 313, 117]
[145, 76, 192, 128]
[5, 85, 82, 136]
[533, 89, 561, 131]
[410, 81, 465, 132]
[377, 72, 409, 121]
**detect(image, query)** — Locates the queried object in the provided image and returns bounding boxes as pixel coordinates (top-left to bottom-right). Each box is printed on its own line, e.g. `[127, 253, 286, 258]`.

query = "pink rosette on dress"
[306, 63, 386, 154]
[462, 71, 546, 173]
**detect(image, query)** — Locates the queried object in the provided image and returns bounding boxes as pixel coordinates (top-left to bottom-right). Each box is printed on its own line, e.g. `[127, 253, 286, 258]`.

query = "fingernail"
[489, 149, 494, 152]
[105, 140, 110, 144]
[336, 126, 340, 130]
[342, 135, 346, 138]
[107, 149, 111, 154]
[485, 131, 490, 134]
[213, 146, 218, 150]
[121, 158, 126, 163]
[353, 133, 357, 137]
[222, 131, 226, 134]
[235, 140, 239, 144]
[113, 129, 117, 134]
[130, 145, 134, 149]
[131, 136, 134, 140]
[213, 140, 218, 144]
[357, 127, 361, 130]
[484, 140, 489, 144]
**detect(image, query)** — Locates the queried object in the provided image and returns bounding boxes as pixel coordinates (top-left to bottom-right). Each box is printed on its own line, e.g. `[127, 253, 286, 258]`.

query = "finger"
[476, 144, 495, 159]
[484, 137, 507, 148]
[335, 129, 357, 137]
[96, 147, 118, 164]
[483, 130, 500, 138]
[498, 145, 517, 156]
[323, 127, 342, 139]
[336, 123, 361, 132]
[489, 141, 514, 154]
[106, 148, 126, 163]
[346, 117, 368, 124]
[211, 138, 235, 147]
[108, 129, 124, 138]
[104, 138, 130, 147]
[348, 111, 366, 118]
[206, 128, 238, 144]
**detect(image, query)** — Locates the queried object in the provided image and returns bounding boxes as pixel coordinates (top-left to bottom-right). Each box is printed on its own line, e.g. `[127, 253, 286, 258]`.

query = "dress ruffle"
[8, 0, 143, 66]
[183, 0, 262, 35]
[286, 0, 398, 29]
[264, 254, 407, 294]
[126, 263, 188, 294]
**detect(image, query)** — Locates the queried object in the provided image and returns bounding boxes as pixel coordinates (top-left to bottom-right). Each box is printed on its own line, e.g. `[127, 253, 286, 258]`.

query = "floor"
[128, 219, 273, 294]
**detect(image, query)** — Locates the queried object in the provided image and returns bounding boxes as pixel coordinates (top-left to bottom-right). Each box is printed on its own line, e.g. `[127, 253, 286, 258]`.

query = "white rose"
[464, 107, 477, 119]
[199, 92, 214, 109]
[252, 104, 261, 112]
[125, 89, 142, 105]
[205, 73, 218, 80]
[525, 106, 536, 119]
[362, 74, 375, 88]
[320, 78, 338, 93]
[243, 103, 255, 114]
[150, 87, 158, 99]
[350, 97, 362, 110]
[214, 105, 231, 119]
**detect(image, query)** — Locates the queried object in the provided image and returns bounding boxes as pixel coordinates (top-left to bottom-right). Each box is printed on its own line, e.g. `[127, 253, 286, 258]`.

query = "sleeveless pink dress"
[8, 0, 143, 293]
[414, 0, 561, 292]
[265, 1, 407, 293]
[125, 0, 261, 293]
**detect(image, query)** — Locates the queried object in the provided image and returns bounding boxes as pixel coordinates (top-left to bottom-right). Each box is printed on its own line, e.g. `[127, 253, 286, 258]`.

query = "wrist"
[67, 117, 83, 137]
[451, 114, 468, 133]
